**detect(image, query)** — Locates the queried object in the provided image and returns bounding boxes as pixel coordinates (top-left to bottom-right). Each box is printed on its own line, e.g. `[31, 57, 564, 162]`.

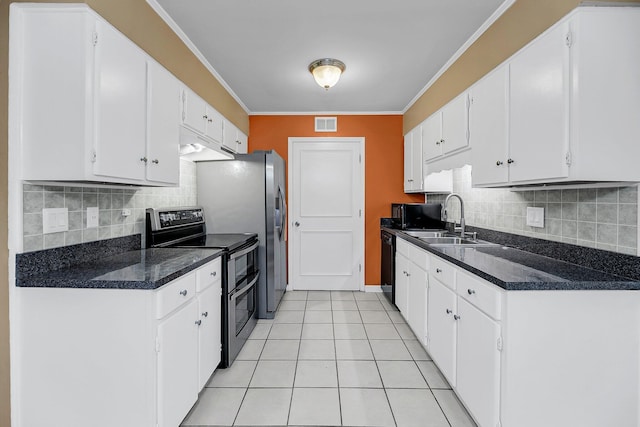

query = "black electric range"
[146, 207, 259, 368]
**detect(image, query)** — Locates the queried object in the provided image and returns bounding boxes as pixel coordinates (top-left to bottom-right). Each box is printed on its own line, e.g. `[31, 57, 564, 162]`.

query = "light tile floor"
[181, 290, 476, 427]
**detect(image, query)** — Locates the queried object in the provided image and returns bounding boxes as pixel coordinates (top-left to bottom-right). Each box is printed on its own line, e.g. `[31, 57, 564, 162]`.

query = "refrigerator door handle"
[279, 186, 287, 242]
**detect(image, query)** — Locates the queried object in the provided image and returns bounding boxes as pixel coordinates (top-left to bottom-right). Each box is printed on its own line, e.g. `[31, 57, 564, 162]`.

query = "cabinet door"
[403, 133, 413, 192]
[93, 19, 147, 181]
[456, 298, 501, 427]
[394, 253, 409, 316]
[422, 113, 442, 162]
[157, 299, 199, 427]
[427, 279, 456, 387]
[509, 22, 570, 183]
[204, 105, 223, 144]
[197, 283, 221, 390]
[410, 128, 423, 191]
[235, 129, 248, 154]
[147, 61, 180, 185]
[441, 93, 469, 155]
[407, 262, 427, 344]
[182, 88, 207, 134]
[470, 67, 509, 186]
[222, 119, 238, 152]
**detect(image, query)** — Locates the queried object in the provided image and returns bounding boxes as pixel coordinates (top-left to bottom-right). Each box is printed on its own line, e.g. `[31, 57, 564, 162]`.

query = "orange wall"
[249, 115, 423, 286]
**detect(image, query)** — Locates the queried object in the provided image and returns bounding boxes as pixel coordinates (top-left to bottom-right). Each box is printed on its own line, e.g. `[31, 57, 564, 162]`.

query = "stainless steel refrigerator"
[196, 150, 287, 319]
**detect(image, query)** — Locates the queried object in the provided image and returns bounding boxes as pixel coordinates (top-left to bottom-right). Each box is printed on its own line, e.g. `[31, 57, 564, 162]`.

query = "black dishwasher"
[380, 230, 396, 304]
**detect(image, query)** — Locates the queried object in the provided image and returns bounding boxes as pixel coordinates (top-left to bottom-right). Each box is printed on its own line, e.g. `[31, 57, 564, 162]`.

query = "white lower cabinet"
[157, 299, 199, 427]
[394, 251, 409, 315]
[17, 258, 223, 427]
[426, 278, 457, 386]
[455, 298, 501, 427]
[406, 260, 427, 344]
[197, 278, 222, 389]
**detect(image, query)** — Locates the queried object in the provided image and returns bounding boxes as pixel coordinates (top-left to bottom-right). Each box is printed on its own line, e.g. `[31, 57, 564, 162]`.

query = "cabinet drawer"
[396, 238, 411, 258]
[409, 244, 429, 270]
[430, 256, 455, 290]
[456, 270, 502, 320]
[156, 272, 197, 319]
[196, 258, 222, 292]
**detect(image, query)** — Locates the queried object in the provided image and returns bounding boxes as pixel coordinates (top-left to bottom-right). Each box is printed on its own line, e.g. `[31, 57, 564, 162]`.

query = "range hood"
[179, 126, 234, 161]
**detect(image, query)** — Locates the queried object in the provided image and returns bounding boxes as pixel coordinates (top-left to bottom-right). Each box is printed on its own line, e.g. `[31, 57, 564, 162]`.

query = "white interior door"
[289, 138, 364, 291]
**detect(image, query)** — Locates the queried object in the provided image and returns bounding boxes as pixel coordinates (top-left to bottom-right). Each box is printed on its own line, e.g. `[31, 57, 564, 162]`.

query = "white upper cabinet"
[146, 61, 180, 185]
[422, 113, 442, 162]
[469, 66, 509, 186]
[403, 126, 423, 192]
[181, 87, 207, 134]
[471, 7, 640, 187]
[181, 87, 224, 145]
[509, 21, 569, 184]
[93, 18, 148, 182]
[223, 119, 248, 154]
[423, 92, 470, 162]
[13, 5, 180, 186]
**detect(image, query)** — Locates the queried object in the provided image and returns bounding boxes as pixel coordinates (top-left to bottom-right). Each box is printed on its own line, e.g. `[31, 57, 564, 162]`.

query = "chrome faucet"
[442, 193, 465, 237]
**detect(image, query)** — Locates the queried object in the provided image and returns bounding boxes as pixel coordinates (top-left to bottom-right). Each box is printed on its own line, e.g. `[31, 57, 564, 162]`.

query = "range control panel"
[147, 207, 205, 231]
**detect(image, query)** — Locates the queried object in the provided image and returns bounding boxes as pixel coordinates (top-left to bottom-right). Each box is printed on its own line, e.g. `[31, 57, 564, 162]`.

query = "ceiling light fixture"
[308, 58, 346, 90]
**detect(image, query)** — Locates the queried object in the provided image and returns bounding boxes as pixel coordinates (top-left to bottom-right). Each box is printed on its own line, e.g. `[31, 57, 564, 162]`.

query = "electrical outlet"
[526, 207, 544, 228]
[121, 209, 131, 217]
[86, 207, 99, 228]
[43, 208, 68, 234]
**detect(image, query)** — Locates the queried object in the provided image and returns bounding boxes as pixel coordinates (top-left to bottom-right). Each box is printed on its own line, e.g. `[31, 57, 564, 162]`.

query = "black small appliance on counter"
[382, 203, 444, 305]
[391, 203, 445, 230]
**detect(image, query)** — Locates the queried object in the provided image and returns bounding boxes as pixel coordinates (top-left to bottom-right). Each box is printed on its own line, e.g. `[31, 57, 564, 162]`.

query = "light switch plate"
[42, 208, 69, 234]
[526, 207, 545, 228]
[86, 207, 99, 228]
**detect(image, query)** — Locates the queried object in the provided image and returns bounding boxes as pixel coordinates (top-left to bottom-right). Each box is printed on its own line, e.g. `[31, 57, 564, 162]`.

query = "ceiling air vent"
[315, 117, 337, 132]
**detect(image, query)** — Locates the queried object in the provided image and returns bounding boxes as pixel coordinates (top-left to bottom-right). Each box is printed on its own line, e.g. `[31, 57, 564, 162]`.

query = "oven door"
[226, 240, 259, 364]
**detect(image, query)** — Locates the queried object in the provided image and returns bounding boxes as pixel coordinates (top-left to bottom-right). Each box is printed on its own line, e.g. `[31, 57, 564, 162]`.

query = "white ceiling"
[152, 0, 509, 114]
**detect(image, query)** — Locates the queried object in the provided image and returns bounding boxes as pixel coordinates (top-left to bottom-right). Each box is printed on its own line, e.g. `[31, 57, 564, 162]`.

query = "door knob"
[294, 221, 300, 227]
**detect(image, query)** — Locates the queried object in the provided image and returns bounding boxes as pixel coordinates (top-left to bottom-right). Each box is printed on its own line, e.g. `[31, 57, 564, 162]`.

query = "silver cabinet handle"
[179, 289, 188, 296]
[208, 118, 213, 123]
[436, 268, 442, 273]
[140, 157, 148, 163]
[295, 221, 300, 227]
[467, 289, 476, 295]
[446, 309, 452, 314]
[507, 158, 514, 164]
[496, 160, 503, 166]
[210, 271, 217, 277]
[435, 140, 441, 146]
[440, 139, 445, 144]
[454, 314, 461, 320]
[195, 320, 202, 326]
[202, 312, 208, 318]
[203, 115, 208, 120]
[151, 159, 159, 164]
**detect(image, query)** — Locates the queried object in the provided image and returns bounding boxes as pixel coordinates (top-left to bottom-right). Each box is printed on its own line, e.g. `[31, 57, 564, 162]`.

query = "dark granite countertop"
[17, 247, 223, 290]
[383, 226, 640, 291]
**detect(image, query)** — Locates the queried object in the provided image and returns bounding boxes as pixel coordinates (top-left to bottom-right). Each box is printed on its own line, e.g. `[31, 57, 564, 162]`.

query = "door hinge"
[565, 151, 572, 166]
[359, 264, 362, 273]
[92, 31, 98, 46]
[359, 209, 362, 218]
[359, 154, 362, 164]
[91, 150, 97, 163]
[565, 31, 573, 48]
[497, 336, 503, 352]
[155, 336, 161, 353]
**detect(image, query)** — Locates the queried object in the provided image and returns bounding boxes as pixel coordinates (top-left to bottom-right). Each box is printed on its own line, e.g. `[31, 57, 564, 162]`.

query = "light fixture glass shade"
[309, 59, 346, 90]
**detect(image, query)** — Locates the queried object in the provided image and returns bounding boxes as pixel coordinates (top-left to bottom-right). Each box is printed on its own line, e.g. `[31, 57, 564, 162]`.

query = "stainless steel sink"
[419, 237, 479, 245]
[403, 230, 450, 238]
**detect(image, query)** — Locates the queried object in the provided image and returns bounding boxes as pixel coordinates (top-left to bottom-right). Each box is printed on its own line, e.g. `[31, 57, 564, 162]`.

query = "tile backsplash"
[427, 165, 638, 256]
[22, 159, 197, 252]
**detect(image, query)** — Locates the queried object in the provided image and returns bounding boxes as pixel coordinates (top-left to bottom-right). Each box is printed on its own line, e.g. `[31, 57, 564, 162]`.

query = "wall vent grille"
[315, 117, 337, 132]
